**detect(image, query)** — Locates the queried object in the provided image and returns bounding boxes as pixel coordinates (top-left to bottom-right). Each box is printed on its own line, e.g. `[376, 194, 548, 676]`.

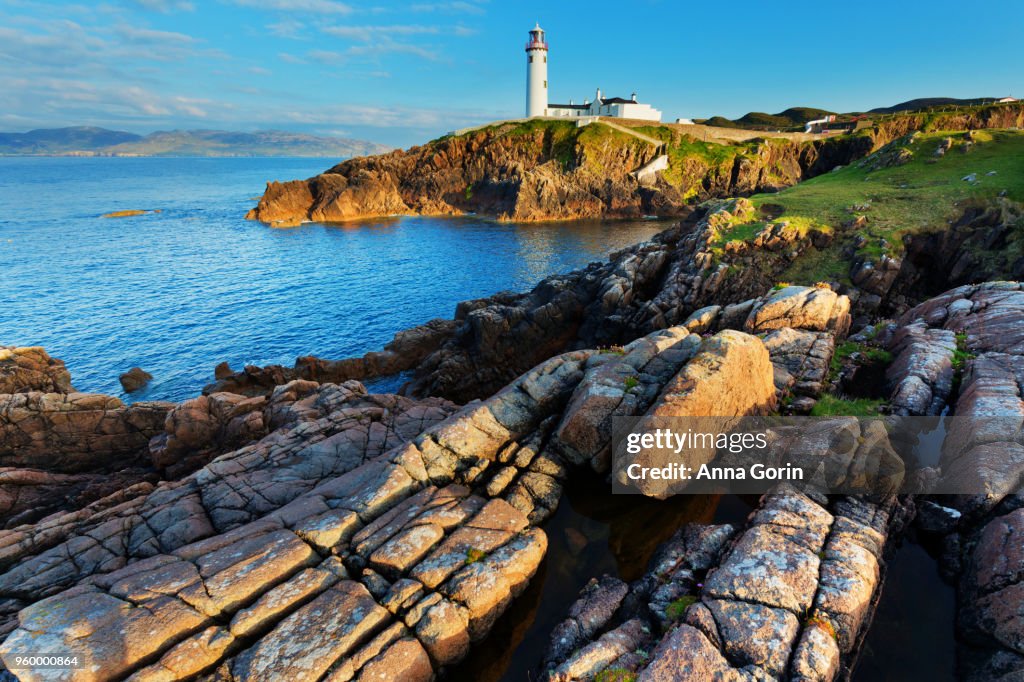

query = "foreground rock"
[0, 326, 778, 679]
[203, 318, 457, 397]
[0, 347, 73, 394]
[543, 488, 910, 682]
[0, 382, 458, 610]
[0, 392, 170, 472]
[0, 468, 157, 531]
[894, 283, 1024, 680]
[0, 348, 582, 678]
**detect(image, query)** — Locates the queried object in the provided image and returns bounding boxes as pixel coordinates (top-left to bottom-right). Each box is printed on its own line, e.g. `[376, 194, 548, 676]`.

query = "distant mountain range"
[701, 97, 1013, 130]
[0, 126, 391, 157]
[866, 97, 1008, 114]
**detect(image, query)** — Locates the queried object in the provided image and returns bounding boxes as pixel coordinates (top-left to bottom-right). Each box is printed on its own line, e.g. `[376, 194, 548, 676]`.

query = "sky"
[1, 0, 1021, 147]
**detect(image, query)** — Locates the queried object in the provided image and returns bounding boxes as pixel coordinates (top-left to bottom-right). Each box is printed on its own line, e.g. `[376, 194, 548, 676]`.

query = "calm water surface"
[0, 157, 667, 401]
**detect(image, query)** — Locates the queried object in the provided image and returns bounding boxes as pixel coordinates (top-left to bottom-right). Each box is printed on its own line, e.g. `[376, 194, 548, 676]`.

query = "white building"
[525, 25, 662, 123]
[525, 24, 548, 118]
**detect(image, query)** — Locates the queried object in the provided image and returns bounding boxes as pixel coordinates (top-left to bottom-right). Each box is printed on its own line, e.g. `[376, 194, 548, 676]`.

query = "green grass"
[451, 119, 580, 170]
[707, 128, 1024, 284]
[634, 125, 761, 193]
[709, 221, 765, 253]
[951, 331, 976, 372]
[779, 245, 850, 285]
[753, 130, 1024, 260]
[810, 395, 885, 417]
[465, 548, 486, 565]
[829, 341, 894, 380]
[623, 376, 640, 391]
[665, 595, 698, 621]
[594, 669, 638, 682]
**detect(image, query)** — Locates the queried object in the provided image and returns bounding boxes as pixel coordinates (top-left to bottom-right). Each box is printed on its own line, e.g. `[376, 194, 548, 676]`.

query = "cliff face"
[246, 105, 1024, 227]
[246, 121, 857, 226]
[248, 105, 1024, 227]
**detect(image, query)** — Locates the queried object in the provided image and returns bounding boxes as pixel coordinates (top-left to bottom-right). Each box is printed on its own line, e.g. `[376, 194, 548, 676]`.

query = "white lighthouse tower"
[525, 23, 548, 118]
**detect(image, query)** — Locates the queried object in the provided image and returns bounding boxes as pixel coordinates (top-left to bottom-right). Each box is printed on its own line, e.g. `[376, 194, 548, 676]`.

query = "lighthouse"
[525, 23, 548, 117]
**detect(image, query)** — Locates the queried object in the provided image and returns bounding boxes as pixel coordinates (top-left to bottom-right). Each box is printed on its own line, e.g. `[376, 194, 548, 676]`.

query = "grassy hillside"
[736, 107, 837, 128]
[703, 107, 837, 130]
[712, 129, 1024, 283]
[705, 98, 1014, 130]
[869, 97, 1004, 114]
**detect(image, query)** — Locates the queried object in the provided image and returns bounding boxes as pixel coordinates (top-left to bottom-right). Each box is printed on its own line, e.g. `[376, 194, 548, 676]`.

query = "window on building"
[544, 80, 547, 88]
[543, 56, 547, 63]
[529, 56, 533, 63]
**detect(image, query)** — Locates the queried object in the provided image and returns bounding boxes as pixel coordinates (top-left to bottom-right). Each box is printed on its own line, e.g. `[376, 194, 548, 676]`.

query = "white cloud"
[0, 0, 502, 144]
[410, 1, 485, 14]
[306, 49, 345, 64]
[266, 19, 306, 39]
[345, 40, 440, 60]
[113, 24, 197, 44]
[277, 102, 495, 129]
[227, 0, 352, 14]
[173, 95, 212, 117]
[321, 24, 440, 40]
[128, 0, 195, 12]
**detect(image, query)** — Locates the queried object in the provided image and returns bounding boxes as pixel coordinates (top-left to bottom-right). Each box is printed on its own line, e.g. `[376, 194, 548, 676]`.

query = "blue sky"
[1, 0, 1021, 147]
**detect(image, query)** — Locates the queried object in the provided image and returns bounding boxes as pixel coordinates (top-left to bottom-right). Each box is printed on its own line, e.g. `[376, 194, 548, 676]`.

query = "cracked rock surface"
[896, 283, 1024, 680]
[543, 487, 909, 682]
[0, 326, 785, 680]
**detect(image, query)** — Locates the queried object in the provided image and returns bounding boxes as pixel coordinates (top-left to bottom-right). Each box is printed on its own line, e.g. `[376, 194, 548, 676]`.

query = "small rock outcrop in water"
[101, 209, 155, 218]
[204, 318, 457, 397]
[119, 366, 153, 392]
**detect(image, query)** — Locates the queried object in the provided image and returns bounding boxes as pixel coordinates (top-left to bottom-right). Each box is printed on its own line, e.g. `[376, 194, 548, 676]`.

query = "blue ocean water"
[0, 157, 666, 402]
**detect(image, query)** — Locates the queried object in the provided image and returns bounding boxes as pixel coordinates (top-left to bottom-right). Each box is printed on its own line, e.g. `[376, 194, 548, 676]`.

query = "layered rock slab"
[0, 325, 767, 680]
[0, 382, 457, 619]
[0, 347, 74, 395]
[0, 346, 597, 679]
[890, 283, 1024, 679]
[0, 392, 170, 472]
[543, 488, 907, 682]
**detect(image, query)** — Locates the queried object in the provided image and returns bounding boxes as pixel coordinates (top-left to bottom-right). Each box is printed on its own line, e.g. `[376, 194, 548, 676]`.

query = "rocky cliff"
[247, 104, 1024, 227]
[245, 121, 843, 226]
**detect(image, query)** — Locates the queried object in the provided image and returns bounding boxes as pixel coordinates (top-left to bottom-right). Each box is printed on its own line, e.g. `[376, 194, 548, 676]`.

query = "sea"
[0, 156, 667, 402]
